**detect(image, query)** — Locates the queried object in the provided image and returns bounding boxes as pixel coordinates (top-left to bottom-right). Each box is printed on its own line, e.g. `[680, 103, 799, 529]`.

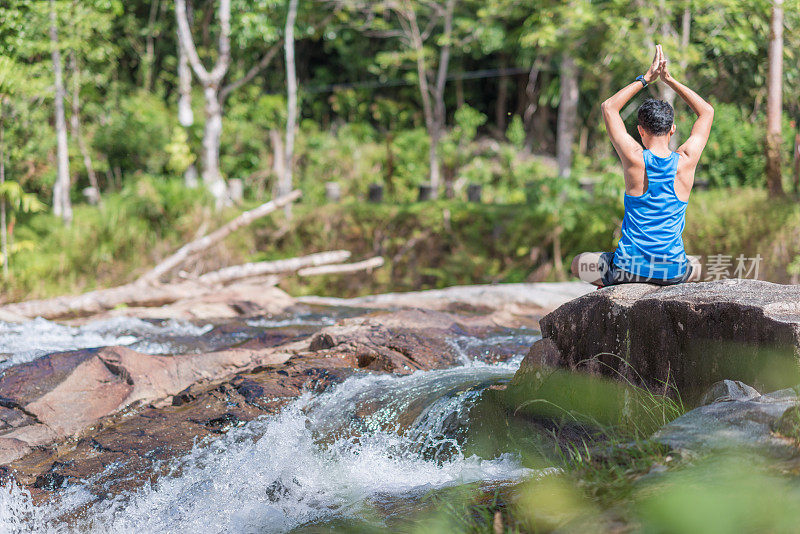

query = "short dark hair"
[637, 98, 674, 135]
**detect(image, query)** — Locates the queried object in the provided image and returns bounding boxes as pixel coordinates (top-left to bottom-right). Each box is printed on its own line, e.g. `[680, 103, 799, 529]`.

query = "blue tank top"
[613, 149, 689, 279]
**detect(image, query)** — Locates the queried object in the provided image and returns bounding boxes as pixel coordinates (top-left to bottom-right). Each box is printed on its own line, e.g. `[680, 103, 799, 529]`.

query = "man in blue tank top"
[571, 45, 714, 287]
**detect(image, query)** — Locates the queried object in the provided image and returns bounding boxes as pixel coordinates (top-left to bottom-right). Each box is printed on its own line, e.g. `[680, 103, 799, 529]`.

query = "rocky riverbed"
[5, 279, 800, 532]
[0, 281, 592, 511]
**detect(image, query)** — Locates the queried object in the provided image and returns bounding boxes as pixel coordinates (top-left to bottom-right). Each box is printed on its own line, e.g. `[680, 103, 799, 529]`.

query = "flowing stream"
[0, 311, 547, 533]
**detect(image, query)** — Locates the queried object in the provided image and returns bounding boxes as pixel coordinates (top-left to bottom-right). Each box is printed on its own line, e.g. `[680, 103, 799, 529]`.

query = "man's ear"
[637, 125, 644, 138]
[670, 124, 677, 135]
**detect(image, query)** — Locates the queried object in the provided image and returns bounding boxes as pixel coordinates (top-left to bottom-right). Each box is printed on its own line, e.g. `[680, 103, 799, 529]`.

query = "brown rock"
[518, 280, 800, 399]
[0, 308, 476, 477]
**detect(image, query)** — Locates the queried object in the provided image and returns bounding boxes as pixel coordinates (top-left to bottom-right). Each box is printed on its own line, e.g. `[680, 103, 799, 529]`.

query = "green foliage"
[682, 102, 797, 188]
[165, 127, 195, 175]
[3, 176, 213, 299]
[0, 181, 45, 214]
[94, 92, 173, 177]
[506, 114, 525, 149]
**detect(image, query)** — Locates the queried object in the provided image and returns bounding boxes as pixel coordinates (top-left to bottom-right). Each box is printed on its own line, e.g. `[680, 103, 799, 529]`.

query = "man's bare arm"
[601, 82, 645, 166]
[663, 72, 714, 163]
[601, 45, 665, 165]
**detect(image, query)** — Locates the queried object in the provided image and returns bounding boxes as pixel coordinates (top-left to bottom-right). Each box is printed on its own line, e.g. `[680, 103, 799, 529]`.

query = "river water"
[0, 312, 549, 533]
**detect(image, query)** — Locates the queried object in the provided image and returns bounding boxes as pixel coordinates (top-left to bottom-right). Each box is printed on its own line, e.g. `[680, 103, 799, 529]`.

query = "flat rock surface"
[299, 282, 594, 328]
[517, 279, 800, 399]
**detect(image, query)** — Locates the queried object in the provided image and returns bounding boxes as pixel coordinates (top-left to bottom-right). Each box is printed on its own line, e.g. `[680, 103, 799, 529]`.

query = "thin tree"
[279, 0, 300, 218]
[49, 0, 72, 223]
[69, 53, 101, 205]
[177, 21, 198, 187]
[175, 0, 231, 206]
[358, 0, 457, 197]
[556, 53, 578, 178]
[0, 101, 7, 278]
[766, 0, 785, 197]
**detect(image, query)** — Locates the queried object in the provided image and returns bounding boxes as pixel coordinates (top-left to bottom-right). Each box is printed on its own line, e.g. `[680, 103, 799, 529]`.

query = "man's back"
[571, 45, 714, 287]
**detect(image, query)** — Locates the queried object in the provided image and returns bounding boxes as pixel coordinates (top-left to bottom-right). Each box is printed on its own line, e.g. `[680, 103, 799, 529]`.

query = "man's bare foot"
[571, 252, 605, 286]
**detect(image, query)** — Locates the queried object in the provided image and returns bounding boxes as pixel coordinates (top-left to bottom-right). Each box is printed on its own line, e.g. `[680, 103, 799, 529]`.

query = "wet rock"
[0, 438, 31, 465]
[233, 378, 265, 404]
[84, 284, 295, 322]
[203, 413, 242, 433]
[298, 282, 593, 319]
[4, 308, 486, 498]
[171, 386, 196, 407]
[518, 280, 800, 399]
[653, 387, 800, 458]
[309, 332, 337, 351]
[33, 472, 67, 491]
[266, 478, 299, 503]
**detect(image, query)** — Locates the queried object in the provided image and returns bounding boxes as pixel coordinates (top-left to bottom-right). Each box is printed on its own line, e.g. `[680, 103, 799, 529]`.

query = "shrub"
[94, 91, 173, 177]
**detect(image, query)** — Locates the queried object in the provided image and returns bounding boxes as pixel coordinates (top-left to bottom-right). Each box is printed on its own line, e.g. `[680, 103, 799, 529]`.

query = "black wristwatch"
[635, 75, 648, 87]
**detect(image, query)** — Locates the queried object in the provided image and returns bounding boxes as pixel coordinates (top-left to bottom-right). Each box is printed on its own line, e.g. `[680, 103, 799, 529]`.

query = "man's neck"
[645, 137, 672, 157]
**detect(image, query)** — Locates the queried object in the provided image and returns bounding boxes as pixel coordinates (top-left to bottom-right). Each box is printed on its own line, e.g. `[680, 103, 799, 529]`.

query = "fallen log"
[0, 251, 357, 320]
[136, 190, 301, 285]
[197, 250, 351, 285]
[297, 256, 385, 277]
[0, 281, 209, 320]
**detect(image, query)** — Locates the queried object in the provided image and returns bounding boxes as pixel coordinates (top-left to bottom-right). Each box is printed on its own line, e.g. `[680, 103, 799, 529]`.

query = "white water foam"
[0, 357, 542, 534]
[0, 317, 212, 369]
[246, 315, 337, 328]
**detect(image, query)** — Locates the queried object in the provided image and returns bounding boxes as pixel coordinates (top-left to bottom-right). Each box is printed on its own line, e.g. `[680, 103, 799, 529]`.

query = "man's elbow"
[700, 102, 714, 119]
[600, 100, 612, 116]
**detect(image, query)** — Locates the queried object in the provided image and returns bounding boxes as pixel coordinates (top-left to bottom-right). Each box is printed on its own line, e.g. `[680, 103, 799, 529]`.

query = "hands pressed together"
[644, 44, 673, 84]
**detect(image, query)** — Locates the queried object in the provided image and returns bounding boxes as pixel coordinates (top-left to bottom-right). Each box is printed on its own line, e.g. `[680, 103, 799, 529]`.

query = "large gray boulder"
[518, 279, 800, 400]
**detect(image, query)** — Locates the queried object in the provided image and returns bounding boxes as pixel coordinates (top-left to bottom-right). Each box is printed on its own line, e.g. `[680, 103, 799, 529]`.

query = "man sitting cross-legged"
[571, 45, 713, 287]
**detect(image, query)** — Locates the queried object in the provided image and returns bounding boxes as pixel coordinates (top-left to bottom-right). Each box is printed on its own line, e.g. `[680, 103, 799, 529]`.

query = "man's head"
[637, 98, 676, 143]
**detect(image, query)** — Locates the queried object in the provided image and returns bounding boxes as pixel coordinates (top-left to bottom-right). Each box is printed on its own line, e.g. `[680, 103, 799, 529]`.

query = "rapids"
[0, 315, 548, 533]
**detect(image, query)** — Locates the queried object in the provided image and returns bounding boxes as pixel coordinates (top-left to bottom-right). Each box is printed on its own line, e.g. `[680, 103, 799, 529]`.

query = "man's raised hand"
[644, 45, 665, 84]
[659, 48, 673, 82]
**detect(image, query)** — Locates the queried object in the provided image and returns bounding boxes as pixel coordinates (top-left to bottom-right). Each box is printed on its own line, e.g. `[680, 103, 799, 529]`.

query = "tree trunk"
[177, 26, 198, 188]
[201, 86, 227, 202]
[49, 0, 72, 224]
[410, 25, 437, 195]
[523, 62, 541, 152]
[405, 3, 443, 197]
[175, 0, 231, 207]
[793, 132, 800, 194]
[495, 56, 509, 133]
[0, 106, 7, 278]
[765, 0, 785, 198]
[143, 0, 162, 92]
[556, 53, 578, 179]
[282, 0, 299, 219]
[198, 250, 350, 285]
[69, 53, 101, 205]
[297, 256, 384, 277]
[428, 0, 455, 198]
[269, 129, 286, 196]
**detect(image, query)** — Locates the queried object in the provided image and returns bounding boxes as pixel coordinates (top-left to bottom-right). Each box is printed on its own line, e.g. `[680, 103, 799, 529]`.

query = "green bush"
[4, 176, 214, 300]
[680, 102, 796, 188]
[93, 91, 173, 177]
